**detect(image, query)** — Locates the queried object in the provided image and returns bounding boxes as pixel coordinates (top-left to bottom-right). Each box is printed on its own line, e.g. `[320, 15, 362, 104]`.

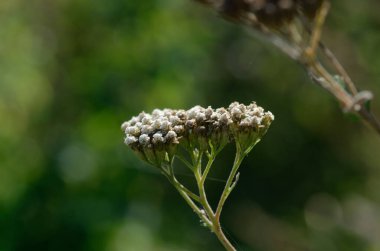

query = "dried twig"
[193, 0, 380, 135]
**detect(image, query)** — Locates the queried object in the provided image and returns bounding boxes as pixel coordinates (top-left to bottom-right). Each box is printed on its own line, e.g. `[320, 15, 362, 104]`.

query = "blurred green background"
[1, 0, 380, 250]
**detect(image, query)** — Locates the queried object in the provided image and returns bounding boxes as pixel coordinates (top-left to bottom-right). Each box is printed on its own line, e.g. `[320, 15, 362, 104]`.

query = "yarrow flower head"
[121, 101, 274, 168]
[122, 102, 274, 249]
[227, 101, 274, 154]
[192, 0, 329, 62]
[195, 0, 324, 28]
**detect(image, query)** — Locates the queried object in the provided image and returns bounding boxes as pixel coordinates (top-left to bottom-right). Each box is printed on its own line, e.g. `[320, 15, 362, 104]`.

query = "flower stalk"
[192, 0, 380, 135]
[122, 102, 274, 250]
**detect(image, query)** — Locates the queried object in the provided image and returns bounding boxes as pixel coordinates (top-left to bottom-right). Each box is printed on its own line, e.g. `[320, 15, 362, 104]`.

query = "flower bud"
[139, 134, 151, 147]
[125, 136, 138, 145]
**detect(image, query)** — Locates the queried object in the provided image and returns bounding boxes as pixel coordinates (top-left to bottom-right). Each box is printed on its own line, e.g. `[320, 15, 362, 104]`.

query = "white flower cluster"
[121, 108, 184, 148]
[228, 102, 274, 128]
[121, 102, 274, 152]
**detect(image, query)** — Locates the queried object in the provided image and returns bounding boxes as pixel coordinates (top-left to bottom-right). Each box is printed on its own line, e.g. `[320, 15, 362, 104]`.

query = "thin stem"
[306, 58, 380, 134]
[358, 108, 380, 135]
[192, 149, 237, 251]
[215, 145, 244, 221]
[302, 2, 380, 134]
[164, 171, 212, 227]
[162, 164, 201, 202]
[200, 149, 216, 186]
[305, 0, 330, 60]
[174, 185, 213, 227]
[172, 177, 201, 202]
[318, 42, 358, 95]
[193, 0, 380, 136]
[211, 223, 237, 251]
[167, 151, 238, 250]
[165, 145, 242, 251]
[193, 150, 215, 221]
[300, 7, 358, 96]
[310, 61, 352, 107]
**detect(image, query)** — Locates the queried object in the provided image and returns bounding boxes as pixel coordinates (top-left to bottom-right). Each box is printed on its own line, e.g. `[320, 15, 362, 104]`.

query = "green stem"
[162, 162, 201, 202]
[193, 151, 215, 220]
[163, 170, 212, 228]
[211, 222, 237, 251]
[172, 177, 201, 202]
[200, 149, 216, 186]
[194, 149, 237, 251]
[166, 147, 238, 251]
[215, 145, 245, 222]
